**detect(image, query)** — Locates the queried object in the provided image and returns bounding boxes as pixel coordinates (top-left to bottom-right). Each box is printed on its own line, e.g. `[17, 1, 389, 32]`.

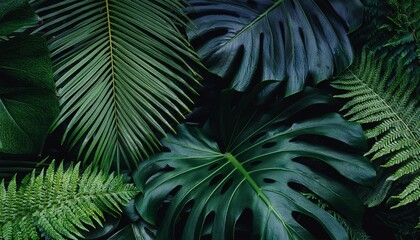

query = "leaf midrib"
[105, 0, 119, 143]
[224, 153, 288, 228]
[223, 0, 284, 47]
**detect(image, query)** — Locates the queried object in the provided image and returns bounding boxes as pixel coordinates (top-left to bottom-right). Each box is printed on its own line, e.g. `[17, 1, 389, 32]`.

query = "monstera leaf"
[186, 0, 363, 95]
[0, 35, 59, 155]
[134, 85, 375, 239]
[107, 221, 156, 240]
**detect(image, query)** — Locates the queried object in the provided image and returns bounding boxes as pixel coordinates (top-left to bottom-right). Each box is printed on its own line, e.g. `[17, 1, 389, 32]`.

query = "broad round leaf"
[0, 35, 59, 155]
[186, 0, 363, 95]
[134, 86, 375, 239]
[30, 0, 202, 171]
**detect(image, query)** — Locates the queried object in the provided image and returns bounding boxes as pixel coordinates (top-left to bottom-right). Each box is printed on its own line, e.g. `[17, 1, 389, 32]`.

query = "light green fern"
[0, 161, 139, 240]
[331, 50, 419, 208]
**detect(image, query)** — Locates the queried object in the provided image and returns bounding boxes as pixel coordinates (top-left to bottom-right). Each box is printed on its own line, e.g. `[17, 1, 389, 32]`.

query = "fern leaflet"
[0, 161, 139, 240]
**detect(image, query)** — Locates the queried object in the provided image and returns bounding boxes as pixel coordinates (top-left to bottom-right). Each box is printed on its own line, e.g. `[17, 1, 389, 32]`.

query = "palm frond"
[0, 160, 139, 240]
[0, 156, 49, 182]
[332, 50, 419, 208]
[30, 0, 201, 171]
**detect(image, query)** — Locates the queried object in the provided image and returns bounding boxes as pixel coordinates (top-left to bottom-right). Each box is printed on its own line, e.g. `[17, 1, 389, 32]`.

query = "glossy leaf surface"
[186, 0, 363, 95]
[31, 0, 201, 171]
[134, 86, 375, 239]
[0, 0, 39, 36]
[0, 35, 59, 155]
[107, 221, 156, 240]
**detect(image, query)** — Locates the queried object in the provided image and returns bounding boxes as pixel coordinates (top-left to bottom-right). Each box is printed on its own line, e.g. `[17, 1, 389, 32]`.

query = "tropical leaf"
[107, 220, 156, 240]
[30, 0, 201, 171]
[0, 0, 39, 36]
[353, 0, 419, 71]
[134, 84, 375, 239]
[302, 192, 371, 240]
[185, 0, 363, 96]
[383, 0, 419, 62]
[0, 34, 59, 155]
[0, 156, 49, 181]
[0, 160, 139, 240]
[331, 50, 419, 208]
[80, 213, 121, 240]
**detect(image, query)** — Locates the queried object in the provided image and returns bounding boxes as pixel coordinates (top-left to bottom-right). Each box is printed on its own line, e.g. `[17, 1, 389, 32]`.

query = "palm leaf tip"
[0, 160, 139, 240]
[30, 0, 202, 171]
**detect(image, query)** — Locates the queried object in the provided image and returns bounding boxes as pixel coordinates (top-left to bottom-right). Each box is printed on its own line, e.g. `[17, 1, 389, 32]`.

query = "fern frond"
[393, 175, 420, 205]
[359, 171, 394, 207]
[0, 161, 139, 240]
[355, 0, 419, 70]
[332, 50, 420, 208]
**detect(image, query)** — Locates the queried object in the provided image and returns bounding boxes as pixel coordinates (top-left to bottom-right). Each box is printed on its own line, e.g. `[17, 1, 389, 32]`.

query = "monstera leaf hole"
[146, 165, 176, 186]
[291, 157, 349, 185]
[177, 204, 261, 240]
[249, 132, 267, 144]
[134, 85, 375, 239]
[174, 199, 196, 237]
[151, 184, 182, 227]
[291, 211, 331, 240]
[208, 173, 223, 186]
[287, 182, 336, 240]
[202, 211, 215, 239]
[234, 208, 257, 240]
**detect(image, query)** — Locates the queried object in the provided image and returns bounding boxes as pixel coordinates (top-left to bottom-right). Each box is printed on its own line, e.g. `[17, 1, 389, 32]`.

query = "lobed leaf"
[134, 85, 375, 239]
[186, 0, 363, 95]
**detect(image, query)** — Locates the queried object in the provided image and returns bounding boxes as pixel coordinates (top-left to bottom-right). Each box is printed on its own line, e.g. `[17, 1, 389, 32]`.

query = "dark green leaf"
[186, 0, 363, 95]
[82, 215, 121, 240]
[0, 156, 49, 181]
[107, 221, 156, 240]
[0, 34, 59, 155]
[0, 0, 39, 36]
[30, 0, 202, 171]
[134, 85, 375, 239]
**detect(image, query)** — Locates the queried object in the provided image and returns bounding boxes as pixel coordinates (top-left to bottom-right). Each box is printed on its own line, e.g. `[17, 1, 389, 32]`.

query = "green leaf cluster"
[29, 0, 202, 171]
[2, 0, 419, 239]
[0, 161, 139, 240]
[357, 0, 419, 69]
[0, 0, 58, 156]
[134, 86, 375, 239]
[332, 50, 419, 207]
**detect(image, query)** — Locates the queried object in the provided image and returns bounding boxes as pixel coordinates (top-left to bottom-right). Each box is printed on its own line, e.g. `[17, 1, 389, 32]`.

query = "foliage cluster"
[0, 0, 418, 239]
